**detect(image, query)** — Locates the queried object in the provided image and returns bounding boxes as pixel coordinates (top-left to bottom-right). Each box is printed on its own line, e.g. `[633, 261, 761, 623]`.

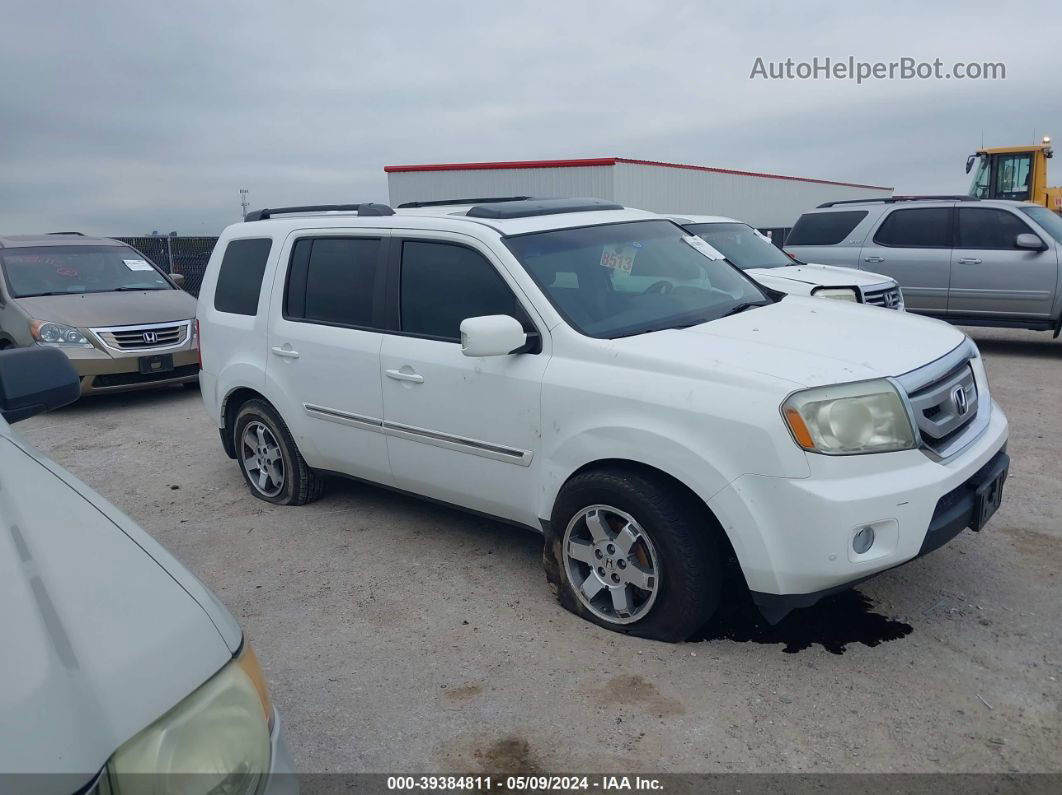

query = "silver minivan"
[785, 197, 1062, 334]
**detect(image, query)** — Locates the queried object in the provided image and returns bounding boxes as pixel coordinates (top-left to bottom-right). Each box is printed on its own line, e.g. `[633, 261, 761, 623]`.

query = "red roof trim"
[383, 157, 892, 191]
[384, 158, 617, 173]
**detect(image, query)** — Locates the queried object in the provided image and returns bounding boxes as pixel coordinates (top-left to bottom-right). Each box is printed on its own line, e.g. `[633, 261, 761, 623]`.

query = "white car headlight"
[107, 643, 272, 795]
[811, 287, 859, 302]
[782, 378, 917, 455]
[30, 319, 92, 347]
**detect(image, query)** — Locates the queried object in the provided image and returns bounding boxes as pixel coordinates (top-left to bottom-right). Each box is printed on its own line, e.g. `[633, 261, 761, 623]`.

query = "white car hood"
[746, 262, 892, 288]
[612, 296, 964, 388]
[0, 434, 236, 787]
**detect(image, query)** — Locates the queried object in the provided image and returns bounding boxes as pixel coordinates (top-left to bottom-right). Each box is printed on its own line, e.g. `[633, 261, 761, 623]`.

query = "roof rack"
[244, 203, 395, 221]
[398, 196, 533, 208]
[817, 195, 977, 208]
[466, 197, 624, 219]
[47, 231, 85, 236]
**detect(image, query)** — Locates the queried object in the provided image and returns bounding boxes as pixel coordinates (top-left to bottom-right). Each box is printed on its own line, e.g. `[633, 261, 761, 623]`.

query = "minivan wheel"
[544, 468, 721, 642]
[233, 399, 323, 505]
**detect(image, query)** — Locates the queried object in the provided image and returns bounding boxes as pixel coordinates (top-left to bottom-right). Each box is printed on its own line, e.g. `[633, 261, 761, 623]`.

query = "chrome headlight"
[30, 319, 92, 347]
[811, 286, 859, 302]
[107, 642, 273, 795]
[782, 379, 917, 455]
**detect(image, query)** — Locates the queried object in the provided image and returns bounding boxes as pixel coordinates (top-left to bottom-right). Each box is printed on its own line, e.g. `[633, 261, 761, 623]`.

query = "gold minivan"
[0, 234, 200, 394]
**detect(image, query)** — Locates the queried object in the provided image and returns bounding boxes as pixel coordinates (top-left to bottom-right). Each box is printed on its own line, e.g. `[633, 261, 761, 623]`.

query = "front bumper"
[708, 399, 1009, 620]
[58, 345, 199, 395]
[262, 707, 299, 794]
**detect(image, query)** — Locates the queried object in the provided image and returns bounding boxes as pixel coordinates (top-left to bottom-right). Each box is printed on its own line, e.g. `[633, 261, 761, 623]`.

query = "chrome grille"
[907, 363, 978, 449]
[862, 285, 903, 309]
[895, 338, 988, 460]
[93, 321, 189, 351]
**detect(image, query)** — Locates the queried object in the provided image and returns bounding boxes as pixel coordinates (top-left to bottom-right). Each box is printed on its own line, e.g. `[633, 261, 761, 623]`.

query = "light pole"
[240, 189, 250, 220]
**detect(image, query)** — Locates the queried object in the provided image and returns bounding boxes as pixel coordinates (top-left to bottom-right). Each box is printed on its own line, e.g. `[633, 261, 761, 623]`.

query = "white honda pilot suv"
[197, 198, 1009, 642]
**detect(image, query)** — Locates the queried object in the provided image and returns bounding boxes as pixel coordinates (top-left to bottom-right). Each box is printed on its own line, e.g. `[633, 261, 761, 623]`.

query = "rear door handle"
[864, 256, 885, 264]
[271, 346, 300, 359]
[956, 257, 982, 265]
[386, 368, 424, 384]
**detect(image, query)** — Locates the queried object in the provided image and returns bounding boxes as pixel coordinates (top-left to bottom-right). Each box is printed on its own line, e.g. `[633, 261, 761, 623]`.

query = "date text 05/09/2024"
[386, 776, 664, 791]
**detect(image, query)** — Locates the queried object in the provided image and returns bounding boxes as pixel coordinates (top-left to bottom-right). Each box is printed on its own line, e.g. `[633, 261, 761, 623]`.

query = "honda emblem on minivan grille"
[143, 331, 159, 345]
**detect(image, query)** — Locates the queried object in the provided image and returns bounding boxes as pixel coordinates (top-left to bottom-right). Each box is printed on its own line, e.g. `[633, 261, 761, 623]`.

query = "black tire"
[543, 467, 721, 642]
[233, 398, 324, 506]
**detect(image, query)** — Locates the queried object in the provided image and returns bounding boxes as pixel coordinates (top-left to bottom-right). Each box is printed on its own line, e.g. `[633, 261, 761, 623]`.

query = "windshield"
[1019, 206, 1062, 243]
[684, 222, 794, 270]
[504, 220, 770, 338]
[0, 246, 173, 298]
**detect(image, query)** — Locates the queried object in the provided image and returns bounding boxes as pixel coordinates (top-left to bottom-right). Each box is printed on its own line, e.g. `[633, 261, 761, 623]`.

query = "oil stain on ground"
[592, 674, 686, 717]
[696, 589, 913, 654]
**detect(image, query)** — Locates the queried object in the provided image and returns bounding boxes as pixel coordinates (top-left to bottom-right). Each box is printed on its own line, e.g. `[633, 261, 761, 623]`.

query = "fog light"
[853, 525, 875, 554]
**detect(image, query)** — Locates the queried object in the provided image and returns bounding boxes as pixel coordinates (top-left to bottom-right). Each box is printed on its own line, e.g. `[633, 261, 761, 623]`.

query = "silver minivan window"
[0, 246, 172, 298]
[1018, 206, 1062, 243]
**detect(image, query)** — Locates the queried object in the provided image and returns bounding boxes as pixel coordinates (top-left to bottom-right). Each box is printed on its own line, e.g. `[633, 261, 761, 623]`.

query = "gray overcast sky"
[2, 0, 1059, 235]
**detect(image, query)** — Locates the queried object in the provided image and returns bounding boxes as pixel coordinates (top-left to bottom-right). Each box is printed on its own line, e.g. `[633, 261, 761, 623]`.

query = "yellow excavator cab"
[966, 137, 1062, 213]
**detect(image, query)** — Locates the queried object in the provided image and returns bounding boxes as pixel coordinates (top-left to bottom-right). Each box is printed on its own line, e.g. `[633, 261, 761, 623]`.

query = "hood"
[13, 289, 197, 328]
[0, 433, 237, 786]
[611, 296, 964, 389]
[746, 263, 893, 288]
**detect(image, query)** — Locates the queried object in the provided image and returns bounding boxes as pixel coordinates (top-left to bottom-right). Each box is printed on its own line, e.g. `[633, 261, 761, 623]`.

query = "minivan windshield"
[1018, 205, 1062, 243]
[684, 222, 794, 270]
[0, 246, 173, 298]
[505, 220, 770, 338]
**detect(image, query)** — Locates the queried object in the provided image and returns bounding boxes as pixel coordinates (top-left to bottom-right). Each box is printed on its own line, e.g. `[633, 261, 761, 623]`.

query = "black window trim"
[384, 236, 543, 353]
[280, 234, 390, 333]
[871, 206, 955, 250]
[954, 206, 1040, 250]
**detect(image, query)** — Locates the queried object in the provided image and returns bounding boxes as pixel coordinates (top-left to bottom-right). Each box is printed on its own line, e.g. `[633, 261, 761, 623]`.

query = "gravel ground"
[17, 326, 1061, 774]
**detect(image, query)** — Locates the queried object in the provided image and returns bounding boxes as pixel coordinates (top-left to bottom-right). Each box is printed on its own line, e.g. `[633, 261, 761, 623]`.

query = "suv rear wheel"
[233, 399, 323, 505]
[544, 468, 721, 642]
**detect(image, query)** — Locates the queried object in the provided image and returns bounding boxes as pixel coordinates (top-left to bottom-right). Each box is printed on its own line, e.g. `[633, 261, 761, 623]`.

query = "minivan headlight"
[30, 319, 91, 347]
[811, 287, 859, 302]
[782, 379, 917, 455]
[107, 642, 272, 795]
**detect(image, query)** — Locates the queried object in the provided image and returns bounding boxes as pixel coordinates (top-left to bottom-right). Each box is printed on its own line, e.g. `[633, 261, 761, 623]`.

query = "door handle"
[864, 256, 885, 264]
[386, 368, 424, 384]
[270, 346, 300, 359]
[956, 257, 982, 265]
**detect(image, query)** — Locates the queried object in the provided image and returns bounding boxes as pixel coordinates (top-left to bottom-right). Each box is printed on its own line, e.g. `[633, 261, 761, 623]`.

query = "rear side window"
[285, 237, 382, 328]
[785, 211, 867, 246]
[400, 241, 530, 341]
[873, 208, 952, 248]
[213, 238, 273, 315]
[957, 208, 1035, 249]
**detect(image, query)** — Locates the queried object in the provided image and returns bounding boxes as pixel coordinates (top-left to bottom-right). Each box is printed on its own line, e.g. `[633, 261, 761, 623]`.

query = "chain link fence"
[116, 236, 218, 296]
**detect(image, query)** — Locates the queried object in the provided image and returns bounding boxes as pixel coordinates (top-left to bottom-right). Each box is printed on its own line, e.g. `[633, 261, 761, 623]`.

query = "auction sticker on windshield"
[682, 235, 725, 259]
[123, 259, 156, 271]
[599, 244, 639, 274]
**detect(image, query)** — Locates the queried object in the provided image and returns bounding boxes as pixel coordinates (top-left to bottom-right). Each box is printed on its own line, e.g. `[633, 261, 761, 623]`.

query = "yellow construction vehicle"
[966, 137, 1062, 213]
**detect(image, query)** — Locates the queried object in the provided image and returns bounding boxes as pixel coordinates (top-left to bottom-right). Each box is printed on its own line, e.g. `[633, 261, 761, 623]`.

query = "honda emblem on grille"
[884, 292, 897, 308]
[142, 331, 159, 344]
[952, 386, 969, 416]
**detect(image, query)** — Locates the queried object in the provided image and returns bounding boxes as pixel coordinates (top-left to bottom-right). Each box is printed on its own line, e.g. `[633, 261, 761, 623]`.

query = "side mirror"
[965, 154, 977, 174]
[0, 347, 81, 423]
[1015, 233, 1047, 251]
[169, 272, 186, 288]
[460, 315, 527, 357]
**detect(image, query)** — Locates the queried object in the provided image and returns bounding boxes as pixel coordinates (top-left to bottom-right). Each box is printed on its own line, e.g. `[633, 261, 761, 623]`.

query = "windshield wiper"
[720, 301, 767, 318]
[107, 286, 167, 292]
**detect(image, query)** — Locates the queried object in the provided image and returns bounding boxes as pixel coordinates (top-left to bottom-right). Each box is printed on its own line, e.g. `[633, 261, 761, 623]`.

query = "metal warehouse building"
[385, 157, 893, 232]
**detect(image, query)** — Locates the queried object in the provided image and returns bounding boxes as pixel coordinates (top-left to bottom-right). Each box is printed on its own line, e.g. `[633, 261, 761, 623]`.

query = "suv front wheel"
[233, 399, 324, 505]
[544, 468, 721, 642]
